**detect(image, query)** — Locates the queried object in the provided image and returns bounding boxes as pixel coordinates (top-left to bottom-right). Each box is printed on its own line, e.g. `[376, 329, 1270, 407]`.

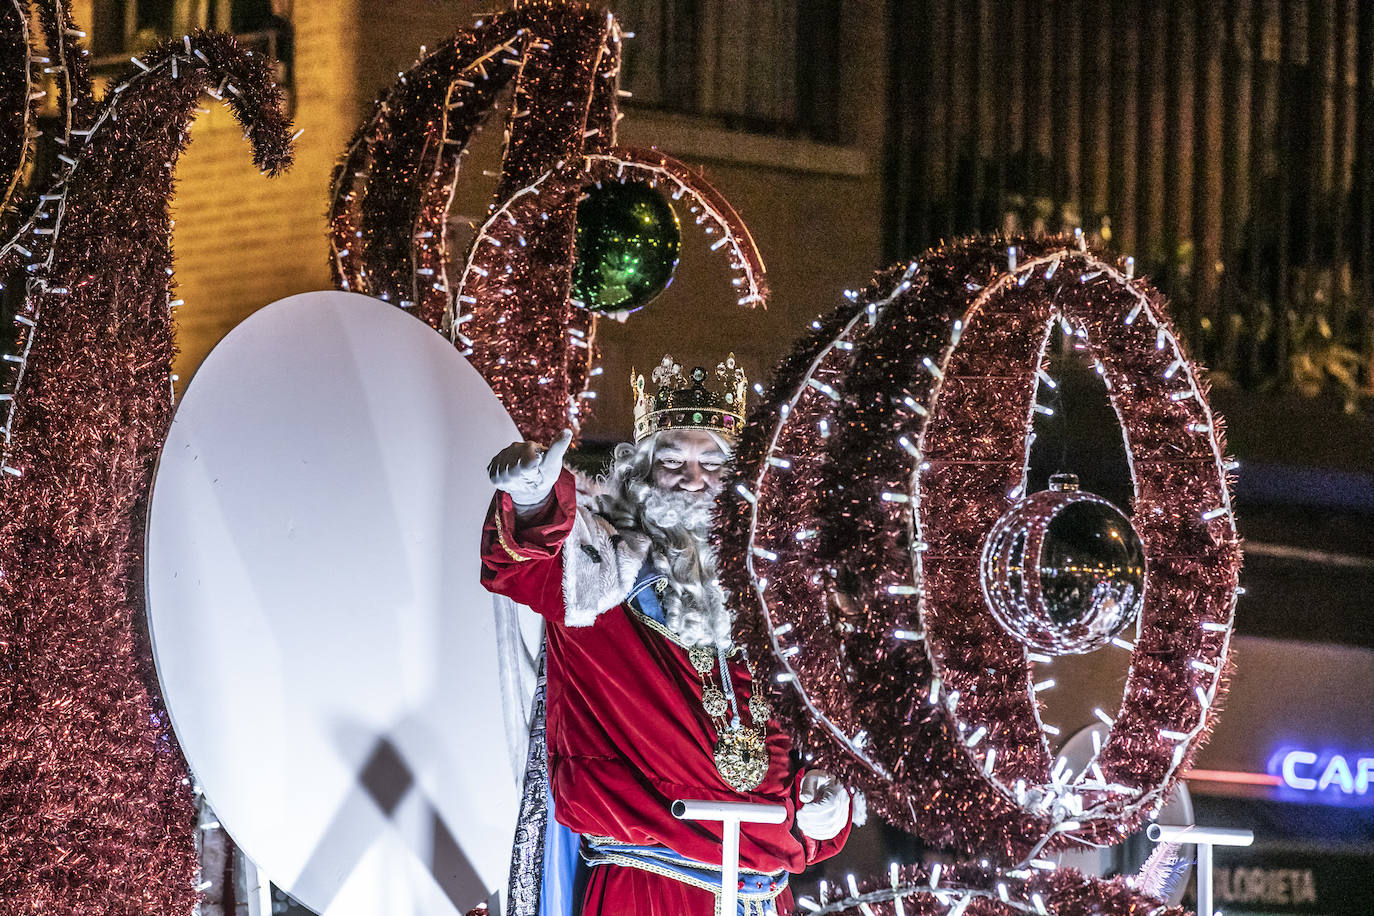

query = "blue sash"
[581, 837, 788, 915]
[627, 561, 669, 625]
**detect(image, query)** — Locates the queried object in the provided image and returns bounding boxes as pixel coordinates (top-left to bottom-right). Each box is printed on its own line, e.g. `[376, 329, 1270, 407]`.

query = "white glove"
[487, 429, 572, 510]
[795, 769, 850, 841]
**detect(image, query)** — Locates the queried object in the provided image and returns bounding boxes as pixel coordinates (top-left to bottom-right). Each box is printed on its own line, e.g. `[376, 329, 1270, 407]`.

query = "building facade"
[62, 3, 1374, 914]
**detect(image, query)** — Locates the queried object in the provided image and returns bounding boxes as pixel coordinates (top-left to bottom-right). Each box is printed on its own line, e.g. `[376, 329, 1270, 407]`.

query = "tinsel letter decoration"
[716, 236, 1241, 916]
[330, 3, 767, 442]
[0, 30, 293, 914]
[329, 2, 618, 331]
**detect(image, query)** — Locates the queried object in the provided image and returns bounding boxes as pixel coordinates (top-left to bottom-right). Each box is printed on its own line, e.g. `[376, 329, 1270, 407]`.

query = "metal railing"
[887, 0, 1374, 412]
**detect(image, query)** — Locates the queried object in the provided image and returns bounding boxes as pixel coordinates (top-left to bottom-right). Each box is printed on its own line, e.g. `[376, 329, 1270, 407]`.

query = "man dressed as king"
[481, 354, 854, 916]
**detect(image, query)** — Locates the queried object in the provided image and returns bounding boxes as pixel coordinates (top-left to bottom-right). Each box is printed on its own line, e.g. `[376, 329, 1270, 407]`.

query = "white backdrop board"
[146, 291, 532, 916]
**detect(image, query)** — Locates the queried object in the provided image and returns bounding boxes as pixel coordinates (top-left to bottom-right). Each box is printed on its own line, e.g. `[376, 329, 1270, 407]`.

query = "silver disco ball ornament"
[979, 473, 1145, 655]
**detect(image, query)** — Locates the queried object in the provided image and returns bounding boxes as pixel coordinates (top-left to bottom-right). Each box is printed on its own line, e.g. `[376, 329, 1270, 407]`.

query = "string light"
[0, 25, 293, 916]
[717, 236, 1240, 906]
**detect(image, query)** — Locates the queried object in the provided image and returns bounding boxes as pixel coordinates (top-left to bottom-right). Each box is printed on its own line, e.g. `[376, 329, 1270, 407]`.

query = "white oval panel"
[147, 291, 526, 916]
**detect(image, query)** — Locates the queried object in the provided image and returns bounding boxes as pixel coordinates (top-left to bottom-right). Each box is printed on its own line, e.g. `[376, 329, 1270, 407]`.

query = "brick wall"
[67, 0, 888, 420]
[167, 0, 362, 383]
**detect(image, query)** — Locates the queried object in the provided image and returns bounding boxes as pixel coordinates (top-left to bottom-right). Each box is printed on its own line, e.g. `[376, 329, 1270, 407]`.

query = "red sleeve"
[790, 769, 854, 865]
[480, 469, 577, 622]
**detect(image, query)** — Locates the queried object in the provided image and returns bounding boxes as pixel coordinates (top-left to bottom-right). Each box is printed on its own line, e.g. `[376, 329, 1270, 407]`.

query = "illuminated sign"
[1270, 748, 1374, 799]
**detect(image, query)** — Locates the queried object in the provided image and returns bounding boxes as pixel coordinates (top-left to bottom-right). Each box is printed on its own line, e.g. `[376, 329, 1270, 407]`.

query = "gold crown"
[632, 353, 748, 442]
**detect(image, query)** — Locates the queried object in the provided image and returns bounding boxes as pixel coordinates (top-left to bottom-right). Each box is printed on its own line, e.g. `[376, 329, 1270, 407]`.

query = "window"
[91, 0, 293, 85]
[611, 0, 842, 141]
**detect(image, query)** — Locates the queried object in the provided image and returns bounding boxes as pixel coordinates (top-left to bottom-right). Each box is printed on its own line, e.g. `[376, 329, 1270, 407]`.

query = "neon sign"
[1270, 748, 1374, 799]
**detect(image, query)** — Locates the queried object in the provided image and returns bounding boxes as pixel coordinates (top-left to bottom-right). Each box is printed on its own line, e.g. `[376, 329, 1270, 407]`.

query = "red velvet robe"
[481, 470, 850, 915]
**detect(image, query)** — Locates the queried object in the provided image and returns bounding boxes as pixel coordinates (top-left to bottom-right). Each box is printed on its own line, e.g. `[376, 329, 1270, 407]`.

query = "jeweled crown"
[632, 353, 748, 442]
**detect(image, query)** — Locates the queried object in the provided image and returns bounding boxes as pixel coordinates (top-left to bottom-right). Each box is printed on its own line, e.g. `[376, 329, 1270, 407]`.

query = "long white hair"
[594, 431, 733, 649]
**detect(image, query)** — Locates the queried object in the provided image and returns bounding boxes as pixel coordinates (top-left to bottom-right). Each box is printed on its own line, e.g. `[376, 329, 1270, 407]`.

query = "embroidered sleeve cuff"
[494, 469, 576, 561]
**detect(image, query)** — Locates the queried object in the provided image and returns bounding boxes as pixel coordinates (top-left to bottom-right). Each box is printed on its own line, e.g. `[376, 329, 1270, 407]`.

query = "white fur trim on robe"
[561, 506, 648, 627]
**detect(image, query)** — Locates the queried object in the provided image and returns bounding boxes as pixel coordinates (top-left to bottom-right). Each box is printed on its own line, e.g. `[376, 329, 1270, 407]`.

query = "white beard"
[641, 487, 716, 534]
[595, 456, 734, 649]
[639, 488, 733, 649]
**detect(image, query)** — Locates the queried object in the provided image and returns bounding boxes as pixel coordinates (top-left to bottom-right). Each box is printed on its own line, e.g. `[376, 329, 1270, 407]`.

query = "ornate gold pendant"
[701, 686, 729, 718]
[689, 646, 716, 674]
[748, 693, 771, 723]
[714, 726, 769, 792]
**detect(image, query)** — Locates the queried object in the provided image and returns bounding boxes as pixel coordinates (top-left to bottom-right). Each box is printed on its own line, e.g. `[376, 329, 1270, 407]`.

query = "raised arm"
[481, 432, 575, 616]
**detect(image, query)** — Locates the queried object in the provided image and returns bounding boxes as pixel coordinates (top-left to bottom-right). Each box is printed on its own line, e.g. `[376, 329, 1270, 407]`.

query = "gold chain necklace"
[689, 645, 771, 793]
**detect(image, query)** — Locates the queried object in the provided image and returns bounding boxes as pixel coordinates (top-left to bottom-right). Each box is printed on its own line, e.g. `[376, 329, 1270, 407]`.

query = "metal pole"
[673, 799, 787, 916]
[721, 819, 742, 916]
[1147, 822, 1253, 916]
[1197, 840, 1213, 916]
[242, 856, 274, 916]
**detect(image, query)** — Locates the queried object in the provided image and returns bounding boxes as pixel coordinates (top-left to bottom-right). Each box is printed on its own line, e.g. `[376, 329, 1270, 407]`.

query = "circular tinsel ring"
[718, 236, 1241, 862]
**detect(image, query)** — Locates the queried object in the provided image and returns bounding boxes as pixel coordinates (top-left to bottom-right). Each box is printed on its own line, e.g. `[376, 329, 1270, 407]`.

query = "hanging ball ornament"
[570, 178, 681, 314]
[979, 473, 1145, 655]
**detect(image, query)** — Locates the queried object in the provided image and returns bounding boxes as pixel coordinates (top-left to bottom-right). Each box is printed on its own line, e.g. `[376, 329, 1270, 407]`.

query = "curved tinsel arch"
[451, 147, 769, 443]
[718, 236, 1241, 875]
[0, 30, 292, 913]
[329, 1, 620, 331]
[329, 4, 774, 444]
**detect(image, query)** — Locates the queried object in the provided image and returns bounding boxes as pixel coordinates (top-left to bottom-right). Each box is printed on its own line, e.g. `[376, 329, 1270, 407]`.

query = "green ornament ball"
[571, 179, 681, 314]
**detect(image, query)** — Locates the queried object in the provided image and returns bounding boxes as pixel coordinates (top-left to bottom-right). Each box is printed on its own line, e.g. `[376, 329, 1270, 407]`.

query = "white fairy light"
[1093, 707, 1115, 727]
[890, 863, 906, 916]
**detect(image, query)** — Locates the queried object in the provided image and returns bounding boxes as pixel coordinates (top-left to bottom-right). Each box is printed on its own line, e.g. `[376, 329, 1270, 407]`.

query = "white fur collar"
[561, 502, 649, 627]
